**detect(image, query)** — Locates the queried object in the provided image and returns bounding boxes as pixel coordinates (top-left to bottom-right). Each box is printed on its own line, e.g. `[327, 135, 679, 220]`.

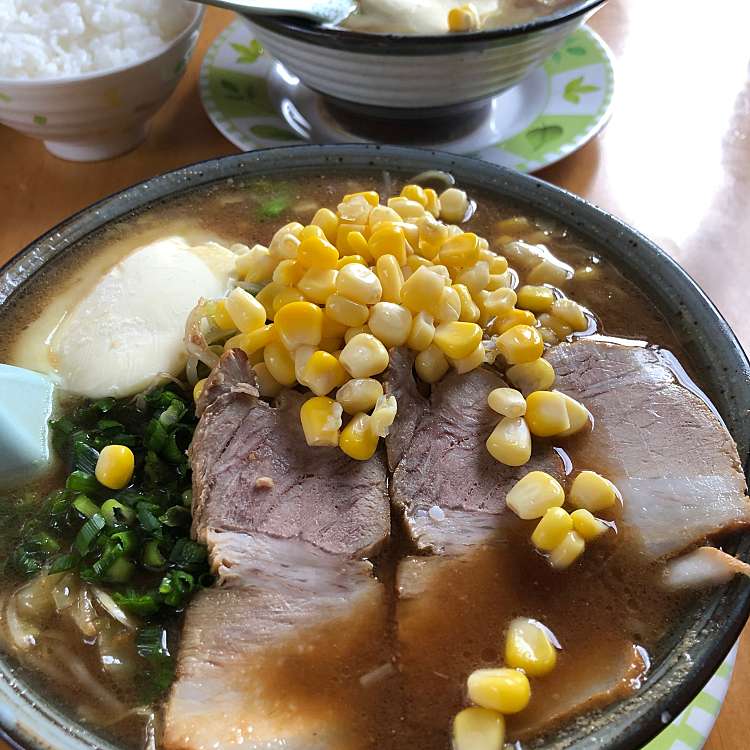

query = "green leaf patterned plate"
[199, 21, 615, 173]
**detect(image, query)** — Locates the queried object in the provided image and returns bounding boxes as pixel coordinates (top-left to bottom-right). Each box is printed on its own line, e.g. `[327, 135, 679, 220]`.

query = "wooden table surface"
[1, 1, 749, 748]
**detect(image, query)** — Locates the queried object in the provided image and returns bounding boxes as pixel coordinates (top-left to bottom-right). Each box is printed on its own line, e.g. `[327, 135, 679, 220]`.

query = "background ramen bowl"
[1, 144, 749, 750]
[241, 0, 607, 121]
[0, 6, 203, 162]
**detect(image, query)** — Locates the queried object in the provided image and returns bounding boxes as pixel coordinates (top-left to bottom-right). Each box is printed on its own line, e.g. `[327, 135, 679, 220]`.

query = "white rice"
[0, 0, 194, 80]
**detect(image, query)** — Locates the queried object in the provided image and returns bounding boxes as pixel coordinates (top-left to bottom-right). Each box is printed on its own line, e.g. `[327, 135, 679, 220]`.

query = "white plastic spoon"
[192, 0, 357, 25]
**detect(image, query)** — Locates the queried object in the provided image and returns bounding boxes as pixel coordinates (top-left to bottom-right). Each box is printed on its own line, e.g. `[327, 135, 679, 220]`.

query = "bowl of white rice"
[0, 0, 203, 161]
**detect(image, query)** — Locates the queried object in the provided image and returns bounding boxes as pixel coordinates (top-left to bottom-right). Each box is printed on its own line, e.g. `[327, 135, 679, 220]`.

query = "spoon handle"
[192, 0, 324, 22]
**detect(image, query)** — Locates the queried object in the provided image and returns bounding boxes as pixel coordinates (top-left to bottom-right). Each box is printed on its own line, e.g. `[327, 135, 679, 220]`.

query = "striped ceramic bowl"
[241, 0, 606, 117]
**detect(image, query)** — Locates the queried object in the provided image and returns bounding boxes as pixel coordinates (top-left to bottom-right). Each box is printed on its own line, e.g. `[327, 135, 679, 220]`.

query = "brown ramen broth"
[0, 171, 711, 750]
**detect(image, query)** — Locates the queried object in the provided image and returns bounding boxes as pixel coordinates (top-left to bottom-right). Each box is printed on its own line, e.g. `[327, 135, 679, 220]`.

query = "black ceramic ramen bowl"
[0, 144, 748, 750]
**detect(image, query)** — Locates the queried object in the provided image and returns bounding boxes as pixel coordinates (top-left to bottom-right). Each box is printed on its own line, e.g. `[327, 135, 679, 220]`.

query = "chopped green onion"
[113, 590, 160, 616]
[159, 570, 195, 607]
[74, 513, 105, 555]
[143, 540, 167, 570]
[49, 553, 78, 574]
[181, 489, 193, 508]
[101, 499, 136, 527]
[159, 400, 187, 428]
[137, 504, 162, 534]
[169, 538, 207, 568]
[103, 557, 135, 583]
[110, 530, 138, 556]
[72, 494, 100, 519]
[160, 505, 191, 528]
[66, 471, 101, 495]
[73, 442, 99, 474]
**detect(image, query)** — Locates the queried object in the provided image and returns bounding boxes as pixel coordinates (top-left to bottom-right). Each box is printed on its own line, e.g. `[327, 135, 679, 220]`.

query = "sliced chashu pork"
[547, 339, 750, 559]
[164, 350, 391, 750]
[385, 338, 750, 742]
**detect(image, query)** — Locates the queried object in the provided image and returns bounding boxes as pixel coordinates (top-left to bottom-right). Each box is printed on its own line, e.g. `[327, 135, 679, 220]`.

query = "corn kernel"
[430, 264, 452, 283]
[319, 337, 343, 353]
[550, 530, 586, 570]
[225, 323, 277, 355]
[300, 396, 342, 447]
[436, 285, 462, 323]
[193, 378, 206, 403]
[294, 345, 315, 386]
[311, 207, 339, 243]
[300, 224, 326, 241]
[557, 392, 592, 436]
[571, 509, 610, 541]
[272, 287, 305, 314]
[415, 344, 449, 383]
[532, 507, 574, 552]
[236, 243, 276, 283]
[252, 362, 283, 398]
[551, 298, 589, 332]
[339, 412, 379, 460]
[449, 341, 485, 374]
[439, 187, 469, 223]
[433, 321, 482, 360]
[407, 311, 436, 351]
[487, 387, 526, 418]
[506, 471, 564, 520]
[489, 255, 509, 274]
[496, 324, 544, 365]
[344, 325, 372, 343]
[368, 302, 412, 348]
[338, 195, 373, 224]
[375, 254, 405, 303]
[264, 340, 296, 386]
[273, 300, 323, 350]
[493, 308, 536, 334]
[477, 288, 517, 322]
[368, 225, 407, 266]
[405, 254, 432, 273]
[387, 196, 425, 221]
[336, 224, 369, 257]
[368, 205, 403, 232]
[206, 299, 235, 331]
[399, 184, 426, 206]
[336, 262, 383, 305]
[297, 235, 339, 270]
[339, 333, 389, 378]
[439, 232, 480, 268]
[503, 239, 545, 270]
[455, 261, 490, 295]
[538, 313, 572, 339]
[448, 4, 480, 32]
[325, 294, 370, 328]
[336, 378, 383, 415]
[497, 216, 533, 237]
[302, 350, 348, 396]
[336, 254, 367, 270]
[321, 316, 349, 340]
[423, 188, 441, 217]
[505, 617, 558, 677]
[506, 358, 555, 395]
[273, 259, 304, 287]
[452, 707, 505, 750]
[569, 471, 620, 512]
[467, 668, 530, 714]
[342, 190, 379, 206]
[524, 390, 570, 437]
[369, 394, 398, 437]
[486, 417, 531, 467]
[297, 267, 338, 304]
[269, 222, 303, 260]
[538, 326, 558, 346]
[255, 281, 282, 315]
[451, 283, 480, 323]
[527, 257, 574, 286]
[95, 445, 135, 490]
[400, 265, 445, 314]
[516, 285, 555, 313]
